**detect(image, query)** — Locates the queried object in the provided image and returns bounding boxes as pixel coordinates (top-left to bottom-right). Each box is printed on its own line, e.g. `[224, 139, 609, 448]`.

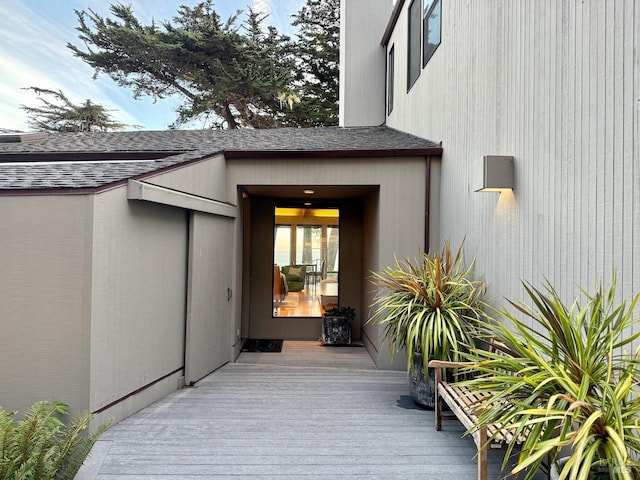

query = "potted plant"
[322, 306, 355, 345]
[368, 239, 486, 407]
[464, 278, 640, 480]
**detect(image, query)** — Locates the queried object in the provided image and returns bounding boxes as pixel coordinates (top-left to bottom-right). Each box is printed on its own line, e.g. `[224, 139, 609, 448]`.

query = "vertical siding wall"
[0, 196, 93, 417]
[339, 0, 392, 126]
[142, 154, 228, 200]
[90, 188, 187, 425]
[147, 153, 238, 362]
[386, 0, 639, 309]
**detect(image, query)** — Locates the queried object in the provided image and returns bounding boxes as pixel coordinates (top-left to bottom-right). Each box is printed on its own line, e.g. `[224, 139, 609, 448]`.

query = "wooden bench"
[428, 360, 525, 480]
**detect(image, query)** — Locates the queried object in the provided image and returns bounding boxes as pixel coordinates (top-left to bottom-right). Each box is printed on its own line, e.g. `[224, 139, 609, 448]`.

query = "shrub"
[465, 278, 640, 479]
[0, 400, 111, 479]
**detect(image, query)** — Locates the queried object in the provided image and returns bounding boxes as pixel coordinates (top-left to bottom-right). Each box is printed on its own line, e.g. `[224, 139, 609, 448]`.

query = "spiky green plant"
[464, 278, 640, 480]
[0, 400, 111, 479]
[368, 239, 486, 371]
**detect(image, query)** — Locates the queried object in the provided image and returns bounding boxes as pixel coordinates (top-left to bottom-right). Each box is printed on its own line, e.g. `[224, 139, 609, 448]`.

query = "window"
[273, 207, 339, 318]
[296, 225, 322, 264]
[422, 0, 441, 66]
[387, 45, 395, 114]
[407, 0, 421, 90]
[274, 225, 292, 265]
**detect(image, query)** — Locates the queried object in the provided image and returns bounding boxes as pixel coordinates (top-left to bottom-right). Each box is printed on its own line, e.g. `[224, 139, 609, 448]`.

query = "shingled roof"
[0, 126, 441, 191]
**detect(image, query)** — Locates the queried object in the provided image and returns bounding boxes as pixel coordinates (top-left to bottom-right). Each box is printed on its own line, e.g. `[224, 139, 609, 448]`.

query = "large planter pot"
[322, 315, 351, 345]
[550, 457, 613, 480]
[409, 354, 436, 409]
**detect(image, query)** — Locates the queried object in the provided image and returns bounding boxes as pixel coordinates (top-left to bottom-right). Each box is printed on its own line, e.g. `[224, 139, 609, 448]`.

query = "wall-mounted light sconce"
[476, 155, 514, 192]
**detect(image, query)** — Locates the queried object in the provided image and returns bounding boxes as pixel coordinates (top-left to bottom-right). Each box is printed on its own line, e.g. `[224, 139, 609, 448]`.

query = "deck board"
[78, 341, 542, 479]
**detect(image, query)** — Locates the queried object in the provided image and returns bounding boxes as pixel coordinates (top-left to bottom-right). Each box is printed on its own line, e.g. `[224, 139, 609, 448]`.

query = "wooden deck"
[77, 341, 539, 479]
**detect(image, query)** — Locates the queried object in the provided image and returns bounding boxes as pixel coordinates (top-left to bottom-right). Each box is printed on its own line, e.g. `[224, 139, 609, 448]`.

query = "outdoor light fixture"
[476, 155, 514, 192]
[303, 189, 315, 195]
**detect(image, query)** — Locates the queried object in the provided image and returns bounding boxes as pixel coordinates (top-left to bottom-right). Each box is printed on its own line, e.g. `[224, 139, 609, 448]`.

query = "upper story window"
[388, 45, 395, 114]
[422, 0, 441, 66]
[407, 0, 421, 90]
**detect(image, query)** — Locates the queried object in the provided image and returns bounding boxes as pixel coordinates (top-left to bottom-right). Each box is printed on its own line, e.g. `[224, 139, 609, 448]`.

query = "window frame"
[406, 0, 422, 91]
[387, 44, 395, 115]
[272, 206, 340, 318]
[422, 0, 442, 67]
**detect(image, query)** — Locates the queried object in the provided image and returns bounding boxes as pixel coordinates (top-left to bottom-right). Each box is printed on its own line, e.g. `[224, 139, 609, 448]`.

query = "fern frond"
[54, 420, 112, 480]
[0, 401, 110, 480]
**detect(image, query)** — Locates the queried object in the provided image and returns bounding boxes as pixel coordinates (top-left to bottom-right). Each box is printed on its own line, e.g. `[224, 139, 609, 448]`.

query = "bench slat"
[429, 349, 526, 480]
[438, 382, 527, 444]
[438, 383, 479, 436]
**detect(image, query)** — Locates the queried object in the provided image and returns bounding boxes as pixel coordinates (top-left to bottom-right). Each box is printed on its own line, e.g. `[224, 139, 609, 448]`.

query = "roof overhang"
[0, 151, 186, 163]
[224, 146, 442, 159]
[381, 0, 406, 46]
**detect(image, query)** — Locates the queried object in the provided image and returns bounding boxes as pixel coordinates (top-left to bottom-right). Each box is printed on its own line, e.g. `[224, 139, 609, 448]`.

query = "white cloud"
[252, 0, 273, 15]
[0, 1, 163, 130]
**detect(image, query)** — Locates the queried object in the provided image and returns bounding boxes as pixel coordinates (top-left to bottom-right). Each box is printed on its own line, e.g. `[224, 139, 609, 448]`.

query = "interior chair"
[280, 265, 305, 292]
[308, 259, 325, 285]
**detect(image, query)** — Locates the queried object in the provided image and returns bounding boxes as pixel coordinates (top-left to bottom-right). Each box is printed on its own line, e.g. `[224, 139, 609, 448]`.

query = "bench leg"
[478, 427, 487, 480]
[435, 396, 442, 431]
[434, 367, 442, 431]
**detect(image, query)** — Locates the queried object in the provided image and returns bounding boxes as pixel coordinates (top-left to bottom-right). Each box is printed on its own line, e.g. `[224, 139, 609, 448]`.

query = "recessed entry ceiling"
[242, 185, 377, 200]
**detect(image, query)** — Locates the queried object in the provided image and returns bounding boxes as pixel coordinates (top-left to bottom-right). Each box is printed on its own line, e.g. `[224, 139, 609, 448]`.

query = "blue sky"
[0, 0, 305, 131]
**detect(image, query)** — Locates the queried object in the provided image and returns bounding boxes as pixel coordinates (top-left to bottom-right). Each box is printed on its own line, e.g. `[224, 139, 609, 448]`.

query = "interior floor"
[274, 279, 338, 317]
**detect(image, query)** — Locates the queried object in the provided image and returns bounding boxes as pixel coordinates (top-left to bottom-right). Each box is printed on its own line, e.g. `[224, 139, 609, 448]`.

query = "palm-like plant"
[369, 239, 486, 372]
[464, 279, 640, 480]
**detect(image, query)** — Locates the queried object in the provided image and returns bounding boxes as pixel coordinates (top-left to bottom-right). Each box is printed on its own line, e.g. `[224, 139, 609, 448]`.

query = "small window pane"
[296, 225, 321, 264]
[274, 225, 291, 265]
[326, 226, 339, 279]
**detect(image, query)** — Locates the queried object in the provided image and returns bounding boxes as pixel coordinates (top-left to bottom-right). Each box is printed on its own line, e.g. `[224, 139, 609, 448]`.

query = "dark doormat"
[241, 339, 284, 353]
